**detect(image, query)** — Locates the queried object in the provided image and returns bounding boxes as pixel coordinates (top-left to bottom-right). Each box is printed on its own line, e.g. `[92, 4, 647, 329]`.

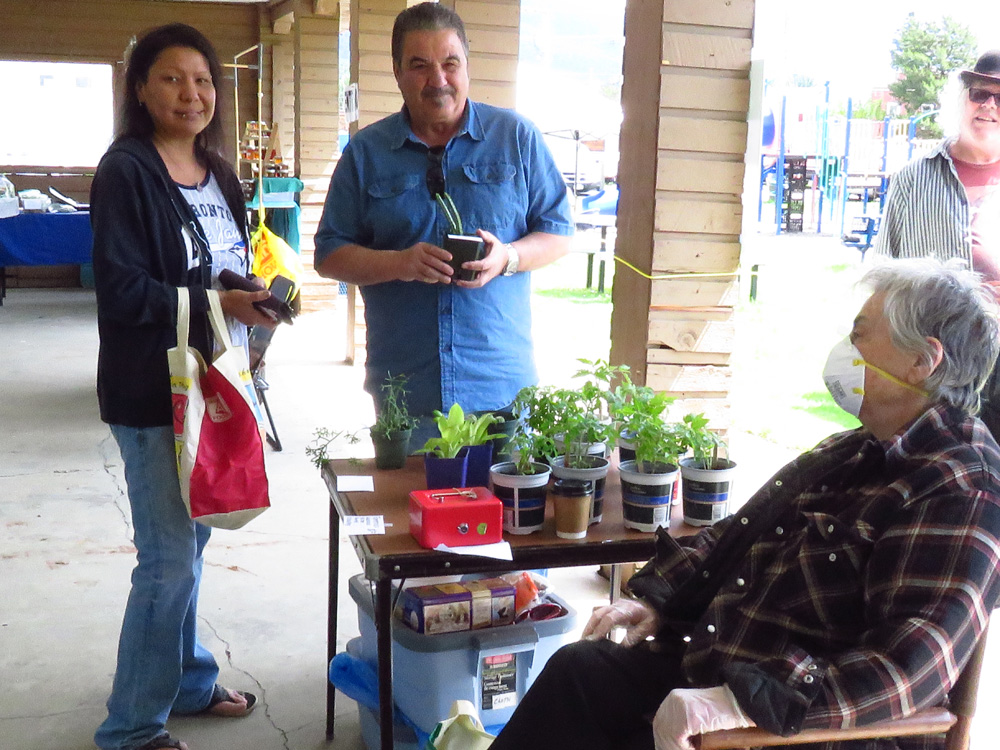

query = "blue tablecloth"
[0, 212, 93, 266]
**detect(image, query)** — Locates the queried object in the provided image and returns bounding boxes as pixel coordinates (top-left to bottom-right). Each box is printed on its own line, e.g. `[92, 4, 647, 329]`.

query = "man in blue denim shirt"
[314, 2, 573, 438]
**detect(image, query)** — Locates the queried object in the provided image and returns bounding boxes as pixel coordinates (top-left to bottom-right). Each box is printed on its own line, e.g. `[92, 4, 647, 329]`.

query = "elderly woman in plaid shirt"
[491, 260, 1000, 750]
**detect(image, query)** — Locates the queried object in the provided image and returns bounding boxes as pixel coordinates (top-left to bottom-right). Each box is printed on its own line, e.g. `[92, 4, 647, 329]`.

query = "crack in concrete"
[98, 433, 132, 538]
[200, 616, 291, 750]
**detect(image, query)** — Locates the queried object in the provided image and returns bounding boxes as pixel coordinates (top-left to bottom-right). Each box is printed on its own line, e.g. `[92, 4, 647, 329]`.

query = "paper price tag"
[343, 515, 388, 535]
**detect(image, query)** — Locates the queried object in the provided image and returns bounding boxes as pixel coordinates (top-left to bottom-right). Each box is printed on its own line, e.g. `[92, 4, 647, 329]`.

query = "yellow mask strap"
[851, 358, 930, 398]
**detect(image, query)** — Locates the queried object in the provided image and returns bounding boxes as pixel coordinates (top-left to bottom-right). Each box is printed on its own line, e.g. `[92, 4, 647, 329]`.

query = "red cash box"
[408, 486, 503, 548]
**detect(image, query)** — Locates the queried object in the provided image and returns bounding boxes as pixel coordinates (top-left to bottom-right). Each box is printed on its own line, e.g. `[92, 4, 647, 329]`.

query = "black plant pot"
[444, 234, 486, 281]
[371, 428, 411, 470]
[487, 410, 518, 464]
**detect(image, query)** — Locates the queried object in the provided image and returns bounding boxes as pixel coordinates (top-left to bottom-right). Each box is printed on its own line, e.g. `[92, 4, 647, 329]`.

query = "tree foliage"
[888, 15, 976, 116]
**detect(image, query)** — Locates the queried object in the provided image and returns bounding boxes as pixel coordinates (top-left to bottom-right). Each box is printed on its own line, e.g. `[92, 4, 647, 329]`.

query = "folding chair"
[693, 622, 990, 750]
[841, 216, 881, 260]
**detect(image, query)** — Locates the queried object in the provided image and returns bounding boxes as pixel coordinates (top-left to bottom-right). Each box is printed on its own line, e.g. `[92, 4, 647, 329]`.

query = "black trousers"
[490, 638, 688, 750]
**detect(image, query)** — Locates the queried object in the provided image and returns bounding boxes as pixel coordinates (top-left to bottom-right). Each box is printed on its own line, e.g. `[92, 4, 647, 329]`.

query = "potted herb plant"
[489, 386, 553, 534]
[461, 409, 504, 486]
[416, 403, 500, 489]
[545, 359, 630, 524]
[436, 192, 486, 282]
[370, 373, 416, 470]
[611, 382, 684, 533]
[677, 413, 737, 527]
[305, 428, 361, 470]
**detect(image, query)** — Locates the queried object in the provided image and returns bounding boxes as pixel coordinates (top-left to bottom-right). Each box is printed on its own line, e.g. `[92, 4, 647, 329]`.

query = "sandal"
[134, 732, 188, 750]
[201, 683, 258, 717]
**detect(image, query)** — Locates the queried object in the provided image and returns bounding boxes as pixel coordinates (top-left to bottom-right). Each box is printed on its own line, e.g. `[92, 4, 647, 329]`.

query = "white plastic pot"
[618, 459, 679, 533]
[679, 458, 737, 527]
[489, 461, 551, 534]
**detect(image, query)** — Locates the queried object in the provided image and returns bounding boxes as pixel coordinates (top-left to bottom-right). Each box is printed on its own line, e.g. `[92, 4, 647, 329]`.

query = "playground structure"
[759, 84, 941, 237]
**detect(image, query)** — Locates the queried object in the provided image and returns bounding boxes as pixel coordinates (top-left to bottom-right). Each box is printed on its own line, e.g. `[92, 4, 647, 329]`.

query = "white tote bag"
[168, 287, 270, 529]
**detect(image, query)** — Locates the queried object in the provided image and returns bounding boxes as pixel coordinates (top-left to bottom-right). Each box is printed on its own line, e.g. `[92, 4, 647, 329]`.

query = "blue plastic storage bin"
[346, 573, 577, 738]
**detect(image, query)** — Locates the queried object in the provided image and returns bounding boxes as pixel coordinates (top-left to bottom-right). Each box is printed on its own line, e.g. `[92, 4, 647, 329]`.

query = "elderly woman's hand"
[652, 686, 754, 750]
[581, 598, 660, 646]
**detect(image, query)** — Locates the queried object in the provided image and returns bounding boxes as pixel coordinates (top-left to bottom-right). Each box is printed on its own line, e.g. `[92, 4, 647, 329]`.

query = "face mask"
[822, 337, 930, 418]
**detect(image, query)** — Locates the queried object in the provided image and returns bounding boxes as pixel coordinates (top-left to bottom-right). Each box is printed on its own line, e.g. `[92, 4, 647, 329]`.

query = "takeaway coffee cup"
[552, 479, 592, 539]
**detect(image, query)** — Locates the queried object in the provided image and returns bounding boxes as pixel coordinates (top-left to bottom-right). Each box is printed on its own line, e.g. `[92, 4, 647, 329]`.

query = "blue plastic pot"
[464, 443, 494, 487]
[423, 449, 469, 489]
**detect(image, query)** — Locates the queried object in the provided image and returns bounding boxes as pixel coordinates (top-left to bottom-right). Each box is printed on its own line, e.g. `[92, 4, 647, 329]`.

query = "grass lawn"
[530, 232, 873, 471]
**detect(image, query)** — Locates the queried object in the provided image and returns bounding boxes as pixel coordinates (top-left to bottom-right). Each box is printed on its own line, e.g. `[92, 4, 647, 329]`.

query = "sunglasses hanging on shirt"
[425, 146, 446, 199]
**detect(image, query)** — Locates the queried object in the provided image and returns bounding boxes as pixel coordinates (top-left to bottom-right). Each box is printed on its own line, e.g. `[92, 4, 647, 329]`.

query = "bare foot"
[205, 687, 257, 717]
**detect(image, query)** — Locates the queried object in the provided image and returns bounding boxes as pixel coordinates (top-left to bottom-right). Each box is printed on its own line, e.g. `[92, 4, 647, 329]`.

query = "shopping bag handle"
[175, 288, 236, 363]
[175, 286, 191, 359]
[449, 700, 486, 731]
[205, 289, 235, 356]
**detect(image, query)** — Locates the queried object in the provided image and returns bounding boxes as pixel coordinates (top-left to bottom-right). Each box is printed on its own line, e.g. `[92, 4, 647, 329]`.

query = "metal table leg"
[610, 563, 623, 603]
[376, 578, 394, 750]
[325, 498, 340, 740]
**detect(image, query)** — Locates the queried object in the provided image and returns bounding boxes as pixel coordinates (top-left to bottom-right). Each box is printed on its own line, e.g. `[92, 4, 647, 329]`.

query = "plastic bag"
[427, 700, 497, 750]
[328, 651, 429, 744]
[251, 222, 303, 297]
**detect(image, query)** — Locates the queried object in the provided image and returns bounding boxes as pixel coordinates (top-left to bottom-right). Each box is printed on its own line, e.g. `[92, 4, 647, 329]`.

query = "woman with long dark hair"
[91, 23, 273, 750]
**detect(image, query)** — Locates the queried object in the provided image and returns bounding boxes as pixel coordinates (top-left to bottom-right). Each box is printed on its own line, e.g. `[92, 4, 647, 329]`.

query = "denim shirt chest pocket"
[460, 161, 520, 234]
[364, 173, 426, 247]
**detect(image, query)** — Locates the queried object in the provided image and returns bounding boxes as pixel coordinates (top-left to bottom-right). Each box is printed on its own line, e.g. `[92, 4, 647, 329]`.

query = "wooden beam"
[610, 0, 665, 387]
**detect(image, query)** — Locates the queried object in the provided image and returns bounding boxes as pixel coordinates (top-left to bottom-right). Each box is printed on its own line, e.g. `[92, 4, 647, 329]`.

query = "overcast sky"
[758, 0, 1000, 99]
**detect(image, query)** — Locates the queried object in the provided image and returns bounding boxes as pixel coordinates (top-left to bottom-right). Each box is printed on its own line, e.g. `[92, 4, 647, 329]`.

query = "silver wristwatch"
[502, 243, 520, 276]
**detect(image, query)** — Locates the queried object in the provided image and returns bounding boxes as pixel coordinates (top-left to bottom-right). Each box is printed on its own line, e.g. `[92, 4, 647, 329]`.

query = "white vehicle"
[542, 130, 617, 194]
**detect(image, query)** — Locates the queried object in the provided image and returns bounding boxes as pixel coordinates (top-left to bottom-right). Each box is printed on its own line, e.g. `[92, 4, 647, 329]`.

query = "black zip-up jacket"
[90, 136, 248, 427]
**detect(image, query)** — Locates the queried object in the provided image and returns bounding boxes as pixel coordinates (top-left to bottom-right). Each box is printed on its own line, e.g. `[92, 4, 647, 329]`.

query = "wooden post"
[611, 0, 754, 430]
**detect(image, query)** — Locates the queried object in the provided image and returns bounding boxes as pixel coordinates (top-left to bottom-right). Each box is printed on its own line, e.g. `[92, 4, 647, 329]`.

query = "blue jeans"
[95, 425, 219, 750]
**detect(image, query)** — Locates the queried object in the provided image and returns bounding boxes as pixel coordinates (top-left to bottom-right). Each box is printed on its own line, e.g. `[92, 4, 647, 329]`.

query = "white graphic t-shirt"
[177, 173, 250, 349]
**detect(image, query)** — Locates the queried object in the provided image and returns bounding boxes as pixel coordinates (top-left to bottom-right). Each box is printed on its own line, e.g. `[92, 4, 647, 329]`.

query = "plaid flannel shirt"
[629, 404, 1000, 750]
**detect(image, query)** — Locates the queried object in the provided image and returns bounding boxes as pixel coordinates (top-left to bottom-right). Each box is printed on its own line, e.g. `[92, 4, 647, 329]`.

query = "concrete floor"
[0, 287, 616, 750]
[4, 238, 1000, 749]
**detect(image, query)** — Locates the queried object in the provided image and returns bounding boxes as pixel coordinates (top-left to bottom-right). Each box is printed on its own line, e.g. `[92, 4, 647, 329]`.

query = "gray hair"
[391, 2, 469, 67]
[861, 259, 999, 415]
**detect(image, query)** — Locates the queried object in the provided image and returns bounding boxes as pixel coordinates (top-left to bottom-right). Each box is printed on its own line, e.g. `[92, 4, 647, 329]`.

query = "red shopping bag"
[169, 288, 270, 529]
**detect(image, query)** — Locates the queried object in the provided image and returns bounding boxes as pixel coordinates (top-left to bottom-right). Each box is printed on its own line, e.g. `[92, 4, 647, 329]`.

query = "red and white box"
[408, 486, 503, 549]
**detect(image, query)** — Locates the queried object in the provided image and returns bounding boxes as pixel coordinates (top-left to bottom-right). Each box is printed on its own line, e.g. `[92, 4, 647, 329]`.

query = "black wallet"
[217, 268, 296, 325]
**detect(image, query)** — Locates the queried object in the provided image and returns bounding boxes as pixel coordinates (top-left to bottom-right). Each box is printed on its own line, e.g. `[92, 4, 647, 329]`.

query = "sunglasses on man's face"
[426, 146, 446, 199]
[969, 87, 1000, 106]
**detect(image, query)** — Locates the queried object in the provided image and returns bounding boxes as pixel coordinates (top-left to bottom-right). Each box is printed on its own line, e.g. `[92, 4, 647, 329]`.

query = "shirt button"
[740, 517, 749, 525]
[683, 635, 692, 643]
[775, 480, 783, 487]
[707, 625, 716, 633]
[775, 526, 784, 535]
[829, 553, 837, 562]
[804, 675, 814, 684]
[827, 524, 835, 533]
[736, 578, 745, 587]
[702, 571, 710, 578]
